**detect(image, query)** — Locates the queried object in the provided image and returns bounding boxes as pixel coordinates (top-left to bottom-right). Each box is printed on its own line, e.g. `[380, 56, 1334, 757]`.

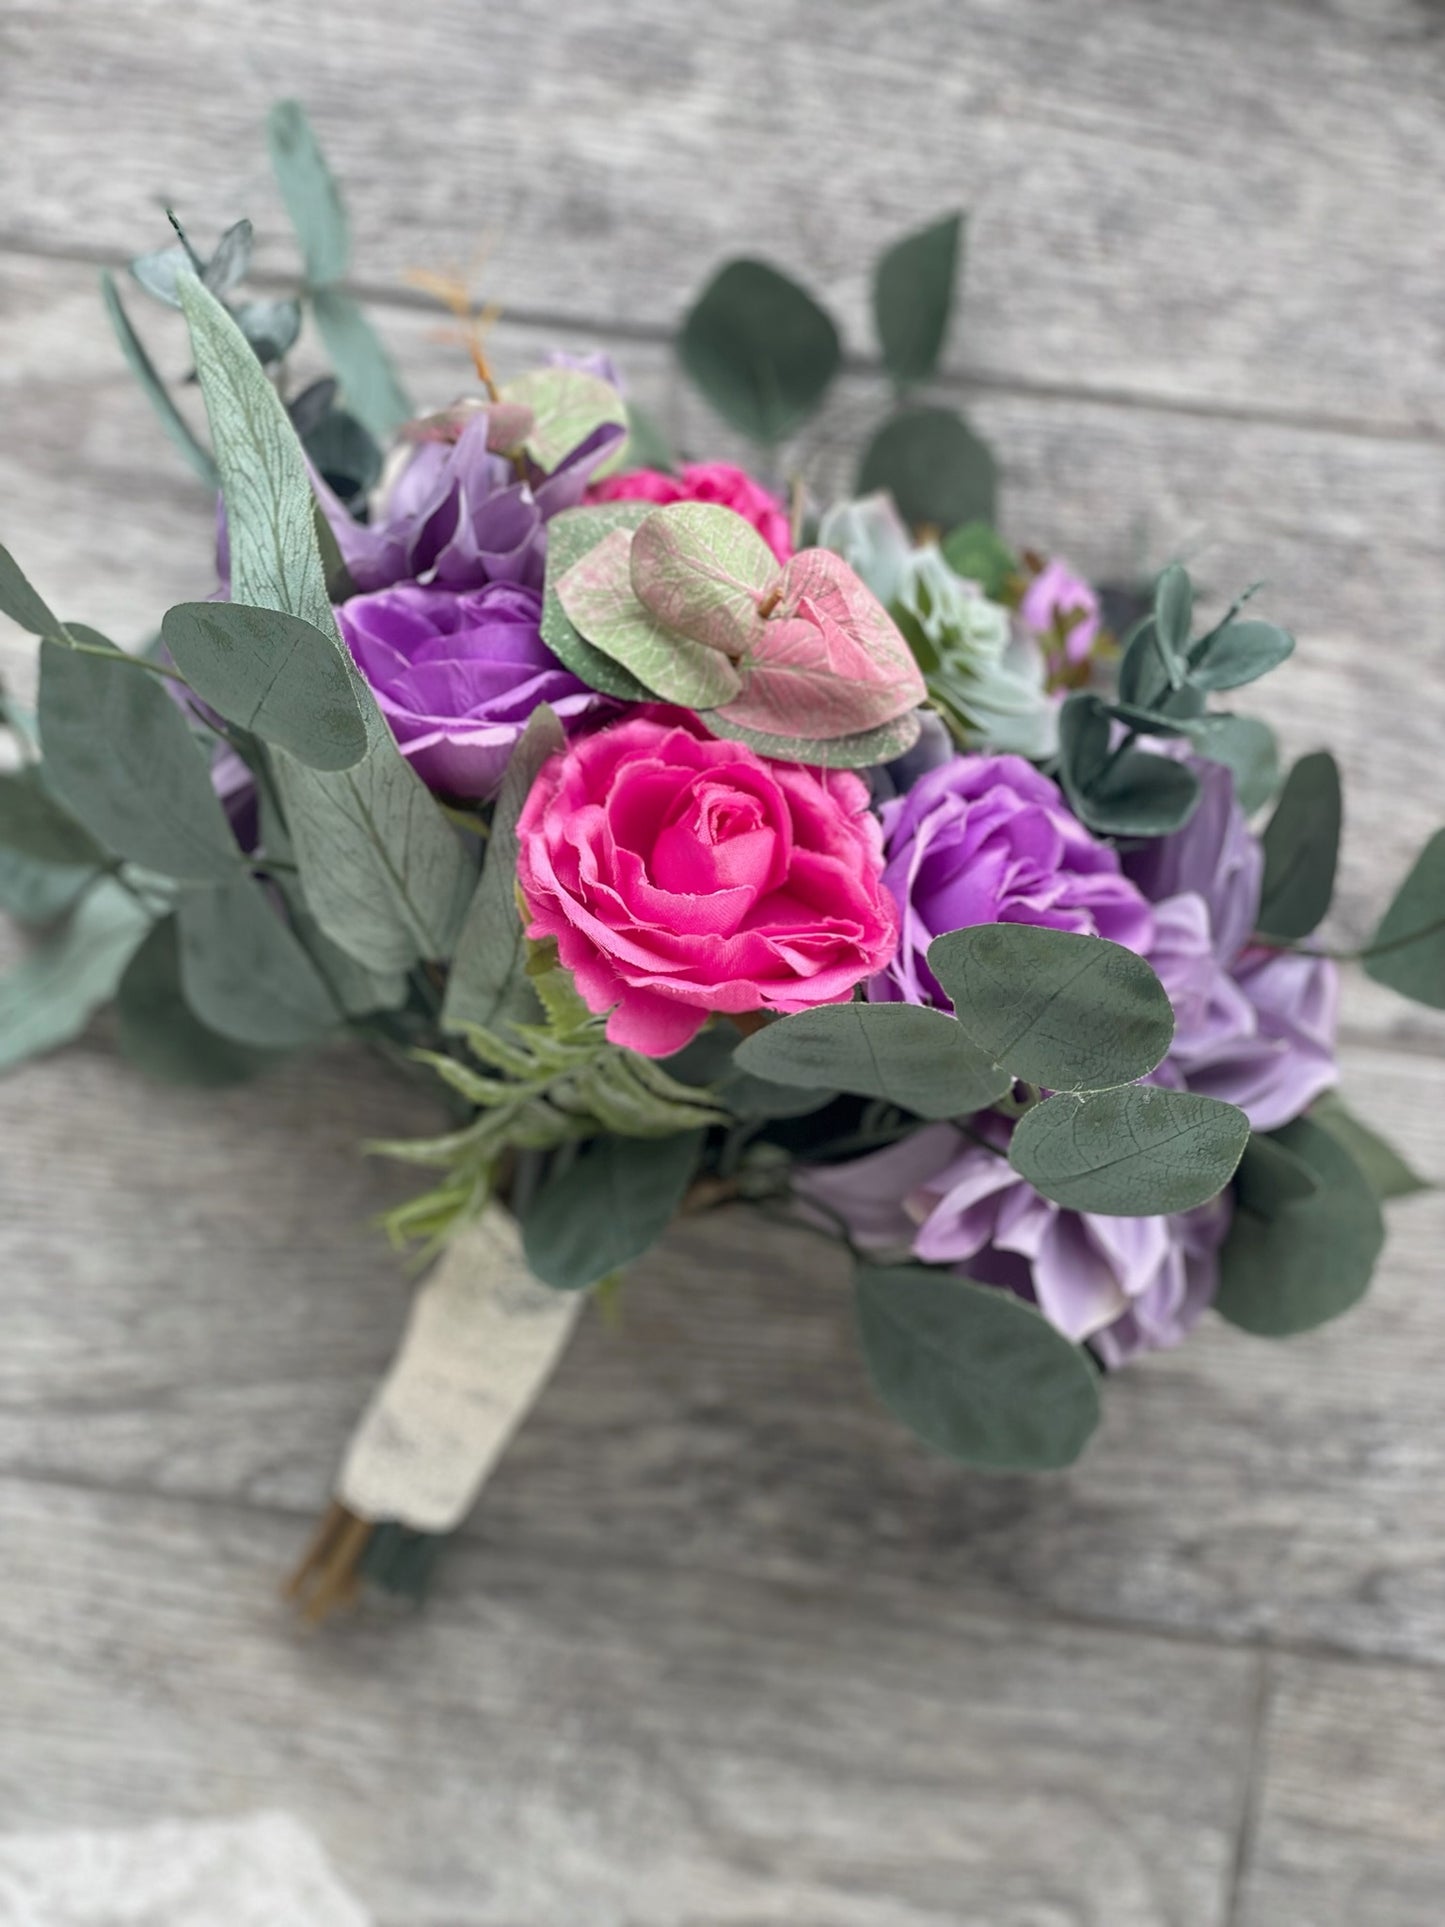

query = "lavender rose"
[336, 581, 604, 799]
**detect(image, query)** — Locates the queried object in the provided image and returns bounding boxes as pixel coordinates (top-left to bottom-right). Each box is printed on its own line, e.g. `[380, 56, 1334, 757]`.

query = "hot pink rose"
[589, 462, 793, 563]
[516, 709, 899, 1055]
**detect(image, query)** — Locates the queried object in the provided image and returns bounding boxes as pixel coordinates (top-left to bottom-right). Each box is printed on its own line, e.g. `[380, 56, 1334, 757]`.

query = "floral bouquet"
[2, 105, 1439, 1616]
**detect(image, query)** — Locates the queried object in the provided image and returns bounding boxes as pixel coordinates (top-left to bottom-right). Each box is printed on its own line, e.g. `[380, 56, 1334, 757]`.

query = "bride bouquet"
[2, 105, 1437, 1615]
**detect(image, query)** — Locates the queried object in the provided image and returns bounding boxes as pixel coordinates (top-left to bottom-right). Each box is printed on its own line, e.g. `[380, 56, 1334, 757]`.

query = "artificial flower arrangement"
[2, 104, 1440, 1615]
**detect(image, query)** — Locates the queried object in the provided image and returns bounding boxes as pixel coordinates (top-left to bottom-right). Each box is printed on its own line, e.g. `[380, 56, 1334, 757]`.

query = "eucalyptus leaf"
[0, 544, 63, 638]
[1232, 1130, 1320, 1214]
[100, 271, 220, 487]
[704, 706, 922, 770]
[622, 400, 675, 473]
[940, 520, 1017, 600]
[928, 923, 1175, 1092]
[203, 219, 254, 296]
[1009, 1085, 1249, 1215]
[0, 769, 108, 868]
[1309, 1091, 1429, 1201]
[540, 504, 656, 700]
[179, 270, 472, 969]
[443, 705, 565, 1035]
[1186, 713, 1280, 814]
[1056, 692, 1113, 800]
[854, 1262, 1100, 1470]
[498, 367, 627, 472]
[1070, 743, 1201, 839]
[629, 501, 778, 656]
[0, 878, 151, 1074]
[176, 874, 337, 1048]
[735, 1002, 1010, 1119]
[129, 244, 190, 308]
[302, 407, 381, 502]
[522, 1129, 704, 1290]
[1188, 618, 1294, 692]
[556, 528, 743, 707]
[267, 98, 349, 286]
[858, 406, 996, 532]
[160, 601, 368, 770]
[1362, 826, 1445, 1010]
[38, 639, 240, 882]
[1257, 750, 1341, 942]
[117, 916, 278, 1085]
[0, 849, 94, 926]
[1152, 563, 1192, 685]
[311, 288, 412, 441]
[234, 296, 304, 365]
[873, 211, 963, 388]
[1216, 1115, 1384, 1335]
[679, 258, 841, 443]
[1117, 617, 1170, 711]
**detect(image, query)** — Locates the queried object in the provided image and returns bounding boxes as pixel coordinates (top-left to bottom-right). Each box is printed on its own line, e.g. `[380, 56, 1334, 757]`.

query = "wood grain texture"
[5, 0, 1445, 436]
[0, 1476, 1259, 1927]
[1236, 1655, 1445, 1926]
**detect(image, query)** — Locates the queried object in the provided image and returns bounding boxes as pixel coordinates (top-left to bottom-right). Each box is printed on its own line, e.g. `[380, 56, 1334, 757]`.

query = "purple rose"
[868, 753, 1155, 1006]
[798, 1124, 1229, 1367]
[316, 407, 624, 596]
[336, 581, 604, 799]
[1018, 557, 1101, 668]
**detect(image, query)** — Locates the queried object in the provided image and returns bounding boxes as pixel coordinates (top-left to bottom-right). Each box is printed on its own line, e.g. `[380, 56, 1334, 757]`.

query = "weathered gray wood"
[2, 1032, 1441, 1671]
[5, 0, 1445, 437]
[1236, 1654, 1445, 1926]
[3, 253, 1443, 1004]
[0, 1475, 1258, 1926]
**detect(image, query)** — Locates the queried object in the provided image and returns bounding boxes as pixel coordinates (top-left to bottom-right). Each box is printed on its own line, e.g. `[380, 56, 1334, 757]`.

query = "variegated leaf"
[629, 502, 780, 658]
[556, 529, 743, 708]
[499, 367, 627, 473]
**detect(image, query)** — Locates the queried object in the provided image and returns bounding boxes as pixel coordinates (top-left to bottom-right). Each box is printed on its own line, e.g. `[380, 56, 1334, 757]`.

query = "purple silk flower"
[335, 581, 604, 799]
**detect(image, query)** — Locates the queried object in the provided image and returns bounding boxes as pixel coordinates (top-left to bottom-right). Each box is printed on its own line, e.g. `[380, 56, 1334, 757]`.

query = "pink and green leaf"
[629, 502, 781, 658]
[556, 529, 744, 708]
[498, 367, 628, 473]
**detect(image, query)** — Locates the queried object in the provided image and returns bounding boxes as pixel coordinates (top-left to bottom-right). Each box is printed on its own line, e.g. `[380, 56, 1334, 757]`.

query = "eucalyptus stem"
[54, 635, 189, 685]
[1286, 914, 1445, 965]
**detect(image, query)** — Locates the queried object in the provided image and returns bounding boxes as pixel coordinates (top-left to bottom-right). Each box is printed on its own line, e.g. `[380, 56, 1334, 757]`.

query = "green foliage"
[556, 526, 744, 707]
[160, 601, 368, 771]
[442, 706, 565, 1035]
[540, 504, 654, 699]
[175, 874, 337, 1048]
[622, 400, 675, 473]
[928, 924, 1175, 1093]
[99, 272, 220, 487]
[311, 287, 413, 441]
[735, 1002, 1011, 1120]
[0, 769, 108, 870]
[1188, 618, 1294, 691]
[854, 1262, 1100, 1470]
[1216, 1116, 1384, 1335]
[1256, 750, 1341, 942]
[522, 1128, 705, 1290]
[38, 639, 239, 883]
[679, 258, 841, 443]
[266, 98, 350, 286]
[116, 917, 279, 1086]
[0, 849, 94, 926]
[0, 543, 65, 637]
[702, 707, 923, 770]
[857, 405, 996, 533]
[0, 879, 151, 1074]
[1362, 827, 1445, 1010]
[498, 366, 627, 472]
[1232, 1130, 1319, 1212]
[1309, 1091, 1428, 1202]
[629, 501, 778, 657]
[1187, 714, 1281, 815]
[941, 521, 1018, 602]
[873, 212, 964, 388]
[1008, 1085, 1250, 1215]
[1069, 738, 1202, 839]
[1151, 562, 1192, 688]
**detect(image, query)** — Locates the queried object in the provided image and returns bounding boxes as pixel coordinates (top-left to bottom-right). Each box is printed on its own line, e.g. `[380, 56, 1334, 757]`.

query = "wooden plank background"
[2, 4, 1443, 1920]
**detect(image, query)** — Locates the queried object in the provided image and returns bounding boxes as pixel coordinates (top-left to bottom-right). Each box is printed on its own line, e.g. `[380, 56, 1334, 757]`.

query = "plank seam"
[1221, 1648, 1273, 1927]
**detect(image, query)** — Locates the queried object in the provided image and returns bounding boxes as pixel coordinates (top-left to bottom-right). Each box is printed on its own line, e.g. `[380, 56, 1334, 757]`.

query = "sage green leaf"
[1216, 1115, 1384, 1335]
[1057, 692, 1112, 800]
[0, 878, 151, 1073]
[663, 1024, 833, 1119]
[1008, 1085, 1249, 1215]
[234, 296, 304, 365]
[179, 270, 472, 969]
[443, 705, 565, 1035]
[873, 211, 964, 388]
[0, 769, 108, 868]
[176, 874, 336, 1047]
[0, 544, 63, 638]
[940, 520, 1017, 601]
[1309, 1090, 1429, 1201]
[1188, 618, 1294, 691]
[703, 706, 922, 770]
[202, 219, 255, 297]
[0, 849, 94, 926]
[735, 1002, 1011, 1119]
[38, 639, 239, 883]
[1232, 1130, 1320, 1213]
[854, 1262, 1100, 1470]
[1186, 713, 1280, 814]
[928, 924, 1175, 1092]
[1070, 743, 1201, 839]
[522, 1129, 704, 1290]
[1117, 617, 1171, 711]
[1152, 563, 1192, 684]
[99, 272, 219, 487]
[622, 400, 675, 473]
[556, 529, 744, 706]
[857, 406, 996, 532]
[267, 98, 349, 286]
[290, 907, 408, 1018]
[117, 916, 278, 1086]
[311, 288, 412, 441]
[129, 243, 190, 309]
[160, 601, 367, 770]
[629, 502, 778, 656]
[1362, 826, 1445, 1010]
[540, 504, 654, 700]
[679, 258, 841, 443]
[499, 367, 627, 472]
[302, 406, 381, 501]
[1257, 750, 1341, 942]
